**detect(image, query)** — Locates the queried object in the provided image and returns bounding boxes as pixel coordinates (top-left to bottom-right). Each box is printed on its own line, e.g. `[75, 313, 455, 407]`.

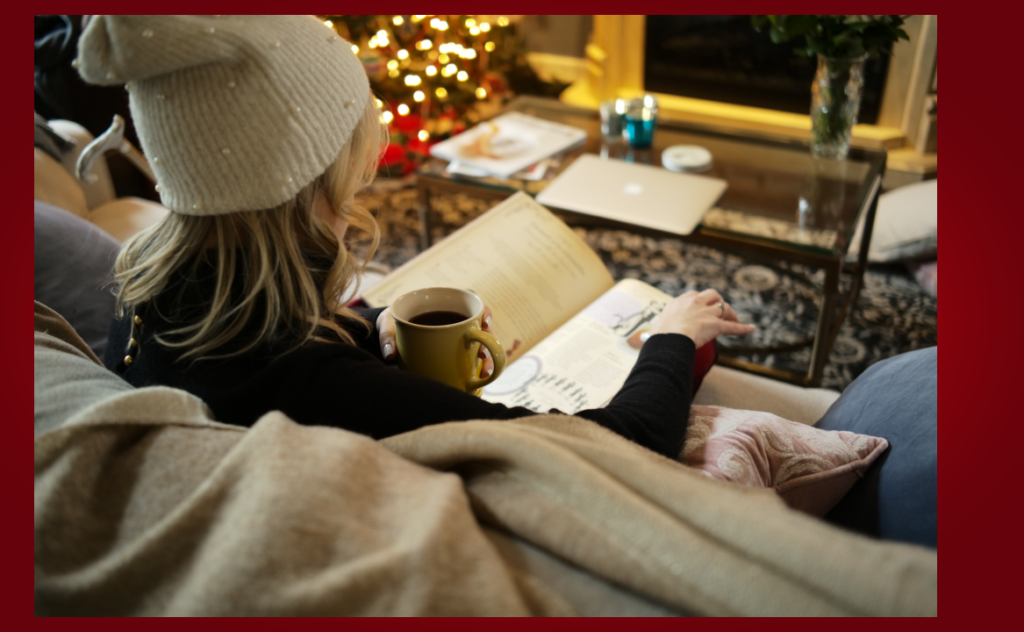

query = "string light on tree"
[321, 15, 538, 174]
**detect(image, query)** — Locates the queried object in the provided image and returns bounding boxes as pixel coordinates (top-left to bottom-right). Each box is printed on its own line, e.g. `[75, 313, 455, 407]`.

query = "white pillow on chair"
[848, 179, 937, 263]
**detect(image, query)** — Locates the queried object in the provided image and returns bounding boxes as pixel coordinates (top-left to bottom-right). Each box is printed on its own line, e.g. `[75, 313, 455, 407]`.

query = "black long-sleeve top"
[104, 261, 695, 459]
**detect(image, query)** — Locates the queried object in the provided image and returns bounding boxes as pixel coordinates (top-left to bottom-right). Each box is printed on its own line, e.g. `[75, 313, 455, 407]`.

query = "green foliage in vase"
[751, 15, 910, 60]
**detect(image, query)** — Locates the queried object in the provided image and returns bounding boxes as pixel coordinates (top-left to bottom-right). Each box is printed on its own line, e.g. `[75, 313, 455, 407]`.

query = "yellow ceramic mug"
[391, 287, 506, 395]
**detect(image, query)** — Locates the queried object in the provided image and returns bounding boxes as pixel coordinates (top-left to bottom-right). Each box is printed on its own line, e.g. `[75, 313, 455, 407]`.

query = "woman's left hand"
[377, 306, 496, 376]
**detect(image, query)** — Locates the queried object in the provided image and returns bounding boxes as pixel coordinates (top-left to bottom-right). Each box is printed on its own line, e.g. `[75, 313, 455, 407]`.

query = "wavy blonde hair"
[113, 97, 388, 361]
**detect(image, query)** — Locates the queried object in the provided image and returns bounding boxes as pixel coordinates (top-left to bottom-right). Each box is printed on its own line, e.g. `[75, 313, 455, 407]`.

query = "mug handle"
[465, 329, 506, 391]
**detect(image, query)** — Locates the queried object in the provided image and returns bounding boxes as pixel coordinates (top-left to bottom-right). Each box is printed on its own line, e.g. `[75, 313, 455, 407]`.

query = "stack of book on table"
[428, 112, 587, 180]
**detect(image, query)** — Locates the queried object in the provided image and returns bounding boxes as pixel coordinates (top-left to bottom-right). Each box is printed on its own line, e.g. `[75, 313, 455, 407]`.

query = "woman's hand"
[646, 289, 755, 348]
[377, 305, 496, 376]
[377, 308, 398, 361]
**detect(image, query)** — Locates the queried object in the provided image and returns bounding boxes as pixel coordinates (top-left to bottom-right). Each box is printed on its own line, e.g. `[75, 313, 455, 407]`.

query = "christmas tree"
[321, 15, 547, 176]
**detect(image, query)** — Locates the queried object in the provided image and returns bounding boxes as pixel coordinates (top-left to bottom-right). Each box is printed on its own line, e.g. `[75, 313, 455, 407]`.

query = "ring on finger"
[715, 301, 725, 318]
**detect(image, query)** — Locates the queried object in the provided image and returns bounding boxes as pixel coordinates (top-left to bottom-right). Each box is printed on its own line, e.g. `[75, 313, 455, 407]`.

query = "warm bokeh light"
[438, 53, 450, 64]
[469, 26, 480, 36]
[465, 18, 476, 28]
[442, 63, 457, 77]
[387, 60, 399, 70]
[457, 71, 468, 81]
[480, 22, 491, 32]
[435, 87, 448, 98]
[461, 49, 477, 59]
[388, 68, 399, 78]
[392, 16, 403, 25]
[381, 110, 394, 123]
[375, 99, 383, 108]
[425, 65, 437, 76]
[484, 41, 495, 52]
[323, 19, 333, 28]
[417, 39, 433, 50]
[397, 104, 410, 115]
[475, 87, 487, 99]
[404, 74, 422, 86]
[413, 90, 425, 102]
[497, 17, 509, 27]
[397, 49, 409, 60]
[418, 130, 430, 141]
[351, 44, 359, 54]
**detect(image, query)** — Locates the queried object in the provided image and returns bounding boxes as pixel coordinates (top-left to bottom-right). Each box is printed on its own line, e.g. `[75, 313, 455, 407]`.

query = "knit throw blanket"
[34, 303, 936, 616]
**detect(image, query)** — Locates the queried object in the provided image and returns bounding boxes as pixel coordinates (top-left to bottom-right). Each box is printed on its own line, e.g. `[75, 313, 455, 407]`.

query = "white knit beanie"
[76, 15, 371, 215]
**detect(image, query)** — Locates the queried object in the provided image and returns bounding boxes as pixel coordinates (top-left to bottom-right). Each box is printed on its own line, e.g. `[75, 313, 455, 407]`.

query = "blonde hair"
[113, 97, 388, 361]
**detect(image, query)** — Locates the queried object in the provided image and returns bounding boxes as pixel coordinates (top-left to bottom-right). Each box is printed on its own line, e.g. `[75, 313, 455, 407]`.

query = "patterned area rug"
[354, 183, 938, 392]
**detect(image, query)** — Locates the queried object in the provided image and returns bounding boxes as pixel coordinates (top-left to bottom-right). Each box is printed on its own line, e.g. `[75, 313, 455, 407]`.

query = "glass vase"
[810, 54, 868, 160]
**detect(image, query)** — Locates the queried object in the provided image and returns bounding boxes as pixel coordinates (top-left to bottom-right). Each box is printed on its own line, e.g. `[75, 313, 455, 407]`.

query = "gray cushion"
[814, 347, 937, 548]
[34, 201, 120, 358]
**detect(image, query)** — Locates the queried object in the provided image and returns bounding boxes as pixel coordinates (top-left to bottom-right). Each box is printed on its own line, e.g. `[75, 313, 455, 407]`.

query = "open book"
[361, 192, 675, 414]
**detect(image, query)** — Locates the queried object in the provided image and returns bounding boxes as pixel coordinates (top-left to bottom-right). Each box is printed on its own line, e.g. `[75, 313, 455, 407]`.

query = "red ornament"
[379, 142, 406, 167]
[393, 113, 422, 134]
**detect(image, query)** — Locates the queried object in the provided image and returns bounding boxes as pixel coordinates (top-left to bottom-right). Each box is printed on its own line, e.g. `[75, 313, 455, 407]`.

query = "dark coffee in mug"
[409, 310, 469, 327]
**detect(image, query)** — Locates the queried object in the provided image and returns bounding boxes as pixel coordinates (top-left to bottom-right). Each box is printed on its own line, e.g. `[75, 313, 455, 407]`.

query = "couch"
[33, 119, 937, 616]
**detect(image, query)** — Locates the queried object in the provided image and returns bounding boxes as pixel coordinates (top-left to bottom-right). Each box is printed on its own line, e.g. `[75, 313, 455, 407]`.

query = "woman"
[79, 15, 754, 459]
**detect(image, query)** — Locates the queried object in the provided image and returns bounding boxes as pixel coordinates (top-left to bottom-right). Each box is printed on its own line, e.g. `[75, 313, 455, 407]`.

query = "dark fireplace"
[643, 16, 891, 125]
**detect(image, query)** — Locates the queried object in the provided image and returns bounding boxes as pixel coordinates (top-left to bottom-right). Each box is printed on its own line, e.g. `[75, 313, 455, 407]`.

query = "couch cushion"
[34, 201, 121, 359]
[680, 405, 888, 517]
[693, 365, 839, 425]
[34, 148, 89, 217]
[814, 347, 937, 548]
[88, 196, 169, 243]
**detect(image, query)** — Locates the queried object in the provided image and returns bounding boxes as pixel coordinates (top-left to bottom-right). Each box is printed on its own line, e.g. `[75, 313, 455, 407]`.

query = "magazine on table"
[428, 112, 587, 179]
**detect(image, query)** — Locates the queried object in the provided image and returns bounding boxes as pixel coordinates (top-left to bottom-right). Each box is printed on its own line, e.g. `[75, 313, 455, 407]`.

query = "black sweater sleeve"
[575, 333, 694, 459]
[107, 307, 696, 459]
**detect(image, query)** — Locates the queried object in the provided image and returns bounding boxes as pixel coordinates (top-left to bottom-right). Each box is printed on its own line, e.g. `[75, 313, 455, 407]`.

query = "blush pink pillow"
[680, 405, 889, 517]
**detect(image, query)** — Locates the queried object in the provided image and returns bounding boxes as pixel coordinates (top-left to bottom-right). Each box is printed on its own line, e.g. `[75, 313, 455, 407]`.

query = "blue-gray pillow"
[34, 201, 120, 359]
[815, 347, 937, 548]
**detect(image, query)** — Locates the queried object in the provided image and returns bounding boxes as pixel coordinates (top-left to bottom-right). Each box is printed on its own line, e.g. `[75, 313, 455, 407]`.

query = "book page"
[481, 278, 673, 414]
[362, 192, 615, 361]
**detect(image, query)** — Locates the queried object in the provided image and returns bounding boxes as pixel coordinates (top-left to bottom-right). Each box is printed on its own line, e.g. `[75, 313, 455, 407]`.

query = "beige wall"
[520, 16, 592, 57]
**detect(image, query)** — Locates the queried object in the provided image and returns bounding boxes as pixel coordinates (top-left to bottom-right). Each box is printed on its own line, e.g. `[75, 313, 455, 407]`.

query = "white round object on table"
[662, 145, 713, 173]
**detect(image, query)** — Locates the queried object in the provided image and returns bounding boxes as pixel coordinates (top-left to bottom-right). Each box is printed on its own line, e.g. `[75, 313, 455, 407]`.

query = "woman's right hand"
[646, 289, 755, 348]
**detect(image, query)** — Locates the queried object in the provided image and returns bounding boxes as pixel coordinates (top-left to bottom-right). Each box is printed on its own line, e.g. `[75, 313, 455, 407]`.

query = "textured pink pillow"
[680, 405, 889, 517]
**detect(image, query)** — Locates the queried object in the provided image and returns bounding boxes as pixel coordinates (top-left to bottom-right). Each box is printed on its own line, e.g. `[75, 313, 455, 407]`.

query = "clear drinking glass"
[599, 98, 628, 143]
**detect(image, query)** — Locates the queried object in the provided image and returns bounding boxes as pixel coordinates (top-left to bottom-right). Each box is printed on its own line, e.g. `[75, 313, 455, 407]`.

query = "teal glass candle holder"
[624, 95, 658, 149]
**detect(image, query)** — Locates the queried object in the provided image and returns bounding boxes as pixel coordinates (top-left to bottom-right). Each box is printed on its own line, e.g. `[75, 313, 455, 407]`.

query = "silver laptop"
[536, 154, 727, 236]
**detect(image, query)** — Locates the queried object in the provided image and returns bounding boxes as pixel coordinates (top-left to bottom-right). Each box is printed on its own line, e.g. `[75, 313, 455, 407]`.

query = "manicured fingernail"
[383, 342, 394, 358]
[484, 314, 492, 328]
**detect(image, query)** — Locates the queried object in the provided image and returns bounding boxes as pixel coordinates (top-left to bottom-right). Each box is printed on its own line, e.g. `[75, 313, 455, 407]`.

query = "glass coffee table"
[414, 96, 886, 387]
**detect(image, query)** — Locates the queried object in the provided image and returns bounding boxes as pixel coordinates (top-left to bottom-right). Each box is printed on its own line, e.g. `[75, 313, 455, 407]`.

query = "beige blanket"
[34, 302, 937, 616]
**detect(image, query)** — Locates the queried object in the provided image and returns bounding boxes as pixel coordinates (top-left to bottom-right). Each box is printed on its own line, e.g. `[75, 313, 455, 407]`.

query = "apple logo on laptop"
[623, 182, 644, 196]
